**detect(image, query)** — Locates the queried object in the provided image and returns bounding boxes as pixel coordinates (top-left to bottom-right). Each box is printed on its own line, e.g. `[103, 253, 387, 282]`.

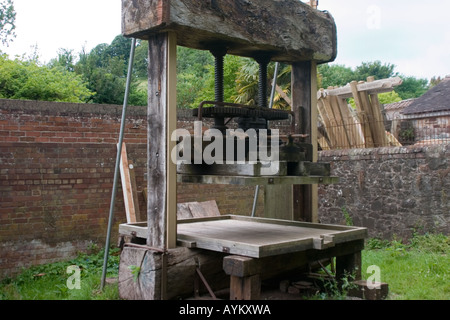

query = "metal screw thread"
[257, 56, 270, 108]
[214, 53, 225, 103]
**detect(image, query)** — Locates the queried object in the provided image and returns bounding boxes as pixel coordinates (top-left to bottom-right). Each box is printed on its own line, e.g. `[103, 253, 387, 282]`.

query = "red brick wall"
[0, 99, 266, 278]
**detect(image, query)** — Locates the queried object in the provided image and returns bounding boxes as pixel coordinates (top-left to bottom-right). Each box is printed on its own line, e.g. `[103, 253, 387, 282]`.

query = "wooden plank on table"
[178, 200, 221, 220]
[177, 202, 193, 220]
[198, 200, 221, 217]
[119, 142, 139, 224]
[175, 216, 367, 258]
[120, 215, 367, 258]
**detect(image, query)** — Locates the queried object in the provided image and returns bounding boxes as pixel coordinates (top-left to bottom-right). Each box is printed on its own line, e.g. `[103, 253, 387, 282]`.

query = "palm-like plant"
[234, 59, 292, 110]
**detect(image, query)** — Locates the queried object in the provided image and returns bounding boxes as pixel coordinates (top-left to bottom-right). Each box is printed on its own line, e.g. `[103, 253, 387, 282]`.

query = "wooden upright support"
[291, 61, 319, 223]
[223, 256, 261, 300]
[147, 32, 177, 249]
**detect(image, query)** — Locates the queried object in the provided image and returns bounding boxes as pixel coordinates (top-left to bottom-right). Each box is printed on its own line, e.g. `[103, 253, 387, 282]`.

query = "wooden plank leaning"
[119, 142, 140, 223]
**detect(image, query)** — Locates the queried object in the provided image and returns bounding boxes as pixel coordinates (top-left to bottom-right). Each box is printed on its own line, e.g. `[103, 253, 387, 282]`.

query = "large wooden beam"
[147, 32, 177, 249]
[223, 240, 365, 299]
[121, 0, 337, 63]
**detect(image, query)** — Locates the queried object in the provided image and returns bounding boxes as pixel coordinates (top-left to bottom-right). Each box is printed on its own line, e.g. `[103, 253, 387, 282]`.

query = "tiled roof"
[401, 76, 450, 115]
[384, 98, 416, 111]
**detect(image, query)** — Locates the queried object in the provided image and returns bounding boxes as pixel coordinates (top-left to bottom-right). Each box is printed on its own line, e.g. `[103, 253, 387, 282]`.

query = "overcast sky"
[3, 0, 450, 81]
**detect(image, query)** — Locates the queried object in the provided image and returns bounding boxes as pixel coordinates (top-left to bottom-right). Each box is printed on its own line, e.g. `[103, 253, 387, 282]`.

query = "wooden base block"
[348, 280, 389, 300]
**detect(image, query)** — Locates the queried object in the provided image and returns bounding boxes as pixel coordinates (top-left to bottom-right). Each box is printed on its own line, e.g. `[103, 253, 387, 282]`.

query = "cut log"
[118, 246, 229, 300]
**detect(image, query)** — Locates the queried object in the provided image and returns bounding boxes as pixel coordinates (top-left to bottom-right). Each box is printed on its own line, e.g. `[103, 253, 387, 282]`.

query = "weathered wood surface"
[122, 0, 337, 63]
[118, 246, 229, 300]
[119, 143, 140, 223]
[177, 200, 222, 219]
[264, 184, 293, 220]
[230, 274, 261, 300]
[318, 77, 403, 99]
[118, 239, 365, 300]
[175, 216, 367, 258]
[317, 77, 403, 150]
[147, 33, 168, 249]
[119, 215, 367, 258]
[146, 32, 178, 249]
[291, 61, 318, 222]
[222, 239, 365, 280]
[177, 174, 339, 186]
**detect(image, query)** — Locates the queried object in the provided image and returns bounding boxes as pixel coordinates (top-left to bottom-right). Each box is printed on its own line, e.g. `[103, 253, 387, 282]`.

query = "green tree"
[0, 54, 92, 102]
[48, 48, 76, 72]
[0, 0, 15, 46]
[395, 75, 429, 100]
[378, 91, 402, 105]
[176, 47, 213, 108]
[354, 60, 397, 81]
[193, 54, 244, 108]
[318, 63, 354, 88]
[73, 36, 147, 105]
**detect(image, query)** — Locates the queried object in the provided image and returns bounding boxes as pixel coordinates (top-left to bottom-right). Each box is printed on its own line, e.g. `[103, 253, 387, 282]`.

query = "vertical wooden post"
[336, 251, 362, 282]
[147, 32, 177, 249]
[166, 33, 178, 249]
[291, 61, 318, 222]
[230, 275, 261, 300]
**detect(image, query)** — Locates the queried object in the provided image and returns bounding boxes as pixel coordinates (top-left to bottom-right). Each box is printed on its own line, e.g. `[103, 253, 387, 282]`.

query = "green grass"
[1, 233, 448, 300]
[362, 233, 449, 300]
[0, 246, 121, 300]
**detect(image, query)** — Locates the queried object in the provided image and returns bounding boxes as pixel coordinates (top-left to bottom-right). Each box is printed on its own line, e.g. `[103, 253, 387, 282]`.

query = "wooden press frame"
[146, 32, 321, 249]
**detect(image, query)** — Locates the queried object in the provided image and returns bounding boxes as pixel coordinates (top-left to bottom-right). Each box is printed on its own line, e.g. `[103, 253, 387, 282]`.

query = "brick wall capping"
[0, 99, 147, 118]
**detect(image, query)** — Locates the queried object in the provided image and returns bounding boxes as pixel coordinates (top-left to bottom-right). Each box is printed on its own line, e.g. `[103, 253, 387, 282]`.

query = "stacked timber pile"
[317, 76, 403, 150]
